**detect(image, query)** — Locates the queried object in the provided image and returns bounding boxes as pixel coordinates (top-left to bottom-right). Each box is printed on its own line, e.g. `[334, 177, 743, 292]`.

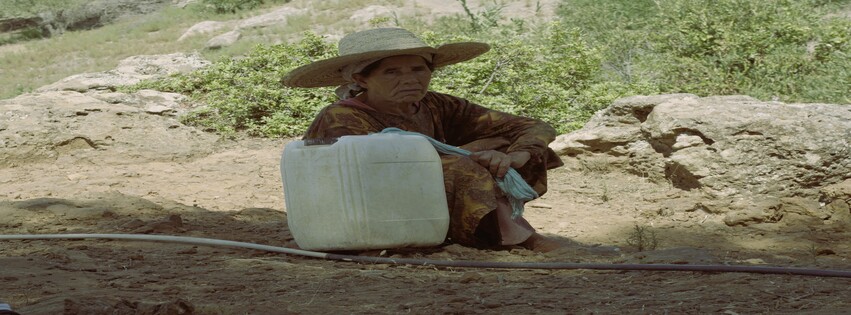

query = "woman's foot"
[518, 233, 564, 253]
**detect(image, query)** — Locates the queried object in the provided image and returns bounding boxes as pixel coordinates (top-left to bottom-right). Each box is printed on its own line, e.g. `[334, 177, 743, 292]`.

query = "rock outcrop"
[1, 0, 172, 38]
[178, 7, 306, 48]
[1, 53, 218, 168]
[35, 53, 209, 93]
[0, 91, 218, 168]
[552, 94, 851, 200]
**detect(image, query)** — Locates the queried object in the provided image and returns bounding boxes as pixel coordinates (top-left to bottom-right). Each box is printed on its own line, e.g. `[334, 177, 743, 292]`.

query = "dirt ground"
[1, 135, 850, 314]
[2, 0, 849, 313]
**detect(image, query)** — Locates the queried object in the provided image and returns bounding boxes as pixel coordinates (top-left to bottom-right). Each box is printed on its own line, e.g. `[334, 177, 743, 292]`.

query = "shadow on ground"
[2, 193, 850, 314]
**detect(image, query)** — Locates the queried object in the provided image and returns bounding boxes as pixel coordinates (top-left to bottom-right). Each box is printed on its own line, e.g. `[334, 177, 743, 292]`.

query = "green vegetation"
[0, 0, 299, 99]
[559, 0, 851, 104]
[1, 0, 98, 45]
[132, 33, 337, 136]
[202, 0, 265, 14]
[422, 23, 655, 132]
[626, 224, 659, 252]
[0, 0, 91, 18]
[2, 0, 849, 138]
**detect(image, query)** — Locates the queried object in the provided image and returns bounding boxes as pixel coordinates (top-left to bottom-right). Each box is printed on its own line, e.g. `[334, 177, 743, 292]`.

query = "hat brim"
[282, 42, 490, 88]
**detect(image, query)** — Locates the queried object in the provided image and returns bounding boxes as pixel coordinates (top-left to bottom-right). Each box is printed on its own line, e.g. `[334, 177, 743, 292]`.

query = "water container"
[281, 133, 450, 251]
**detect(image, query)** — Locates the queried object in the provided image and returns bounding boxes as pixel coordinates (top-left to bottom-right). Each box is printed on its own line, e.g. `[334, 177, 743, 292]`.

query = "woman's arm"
[427, 92, 558, 176]
[469, 150, 531, 178]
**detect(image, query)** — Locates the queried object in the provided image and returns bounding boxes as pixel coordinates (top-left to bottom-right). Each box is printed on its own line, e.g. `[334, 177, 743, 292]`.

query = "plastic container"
[281, 133, 450, 251]
[0, 302, 19, 315]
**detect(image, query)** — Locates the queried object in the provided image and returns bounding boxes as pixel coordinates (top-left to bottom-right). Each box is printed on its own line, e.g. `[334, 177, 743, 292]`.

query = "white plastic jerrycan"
[281, 133, 450, 251]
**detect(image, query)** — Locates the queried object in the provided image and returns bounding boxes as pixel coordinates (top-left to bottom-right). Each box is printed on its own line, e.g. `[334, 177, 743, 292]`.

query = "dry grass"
[1, 0, 91, 18]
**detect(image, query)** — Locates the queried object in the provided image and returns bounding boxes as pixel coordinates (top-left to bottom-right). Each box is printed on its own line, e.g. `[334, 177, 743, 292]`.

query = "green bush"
[558, 0, 851, 104]
[648, 0, 850, 103]
[130, 32, 336, 137]
[131, 22, 638, 136]
[202, 0, 264, 14]
[427, 22, 651, 133]
[127, 0, 848, 138]
[0, 0, 90, 18]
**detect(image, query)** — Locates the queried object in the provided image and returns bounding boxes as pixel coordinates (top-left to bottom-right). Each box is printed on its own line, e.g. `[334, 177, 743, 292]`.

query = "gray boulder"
[35, 53, 209, 92]
[0, 91, 218, 168]
[237, 7, 306, 29]
[206, 30, 241, 49]
[178, 20, 232, 41]
[552, 94, 851, 200]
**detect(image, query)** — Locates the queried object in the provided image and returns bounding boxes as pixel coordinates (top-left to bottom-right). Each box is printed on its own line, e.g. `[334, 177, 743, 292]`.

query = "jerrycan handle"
[304, 137, 338, 146]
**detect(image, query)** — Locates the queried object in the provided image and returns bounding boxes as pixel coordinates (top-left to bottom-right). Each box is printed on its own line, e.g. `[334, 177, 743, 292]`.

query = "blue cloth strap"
[378, 127, 538, 218]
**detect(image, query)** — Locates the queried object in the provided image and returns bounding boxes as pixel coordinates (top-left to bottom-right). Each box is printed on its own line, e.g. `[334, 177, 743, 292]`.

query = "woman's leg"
[442, 155, 562, 252]
[476, 197, 563, 252]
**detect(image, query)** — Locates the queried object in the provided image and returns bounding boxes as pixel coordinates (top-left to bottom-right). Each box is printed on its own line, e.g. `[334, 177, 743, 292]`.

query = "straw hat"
[282, 28, 490, 88]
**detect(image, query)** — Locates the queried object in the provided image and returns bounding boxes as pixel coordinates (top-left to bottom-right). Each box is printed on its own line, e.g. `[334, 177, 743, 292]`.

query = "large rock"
[0, 91, 218, 168]
[820, 179, 851, 228]
[552, 94, 851, 199]
[35, 53, 209, 92]
[206, 30, 241, 49]
[177, 20, 232, 41]
[237, 7, 306, 29]
[4, 52, 217, 168]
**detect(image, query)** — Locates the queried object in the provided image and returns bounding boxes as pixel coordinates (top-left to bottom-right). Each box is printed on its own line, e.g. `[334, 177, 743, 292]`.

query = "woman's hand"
[468, 150, 531, 178]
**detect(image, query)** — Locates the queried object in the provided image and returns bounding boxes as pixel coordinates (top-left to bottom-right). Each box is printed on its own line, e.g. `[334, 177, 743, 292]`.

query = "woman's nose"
[400, 72, 420, 83]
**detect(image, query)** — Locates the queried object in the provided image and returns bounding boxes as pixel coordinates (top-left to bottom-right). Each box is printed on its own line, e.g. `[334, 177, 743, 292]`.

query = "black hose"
[2, 234, 850, 278]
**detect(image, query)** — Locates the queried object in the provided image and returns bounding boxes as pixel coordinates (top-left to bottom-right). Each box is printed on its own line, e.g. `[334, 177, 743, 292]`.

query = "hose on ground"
[1, 233, 850, 278]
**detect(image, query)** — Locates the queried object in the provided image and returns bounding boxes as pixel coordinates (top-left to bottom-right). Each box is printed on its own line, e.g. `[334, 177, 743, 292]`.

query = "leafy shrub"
[202, 0, 264, 14]
[128, 0, 848, 139]
[0, 0, 90, 19]
[555, 0, 659, 83]
[558, 0, 851, 104]
[626, 224, 659, 252]
[131, 32, 336, 137]
[648, 0, 851, 103]
[555, 0, 658, 36]
[427, 22, 651, 133]
[131, 22, 640, 136]
[0, 27, 46, 45]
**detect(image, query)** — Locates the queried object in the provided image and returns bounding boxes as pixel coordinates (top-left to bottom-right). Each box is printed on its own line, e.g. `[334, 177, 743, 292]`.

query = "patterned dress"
[303, 91, 563, 246]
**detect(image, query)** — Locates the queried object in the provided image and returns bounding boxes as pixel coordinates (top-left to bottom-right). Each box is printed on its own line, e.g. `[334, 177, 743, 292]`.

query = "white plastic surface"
[281, 134, 450, 250]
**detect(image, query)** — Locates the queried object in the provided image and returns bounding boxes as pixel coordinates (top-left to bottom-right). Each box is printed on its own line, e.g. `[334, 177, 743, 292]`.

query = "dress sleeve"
[303, 104, 380, 139]
[429, 92, 558, 164]
[428, 92, 564, 194]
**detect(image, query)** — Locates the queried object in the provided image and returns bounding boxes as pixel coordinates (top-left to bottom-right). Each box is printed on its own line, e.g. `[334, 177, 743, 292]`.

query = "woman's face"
[353, 55, 432, 109]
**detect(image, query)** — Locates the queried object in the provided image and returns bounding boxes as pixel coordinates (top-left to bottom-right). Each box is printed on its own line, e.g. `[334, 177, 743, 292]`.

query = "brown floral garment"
[303, 91, 564, 246]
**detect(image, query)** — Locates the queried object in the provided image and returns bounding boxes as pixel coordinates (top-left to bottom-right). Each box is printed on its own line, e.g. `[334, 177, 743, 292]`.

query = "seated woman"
[283, 28, 565, 252]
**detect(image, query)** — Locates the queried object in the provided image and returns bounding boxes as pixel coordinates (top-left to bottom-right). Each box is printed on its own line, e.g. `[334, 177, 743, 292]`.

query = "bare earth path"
[1, 136, 849, 314]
